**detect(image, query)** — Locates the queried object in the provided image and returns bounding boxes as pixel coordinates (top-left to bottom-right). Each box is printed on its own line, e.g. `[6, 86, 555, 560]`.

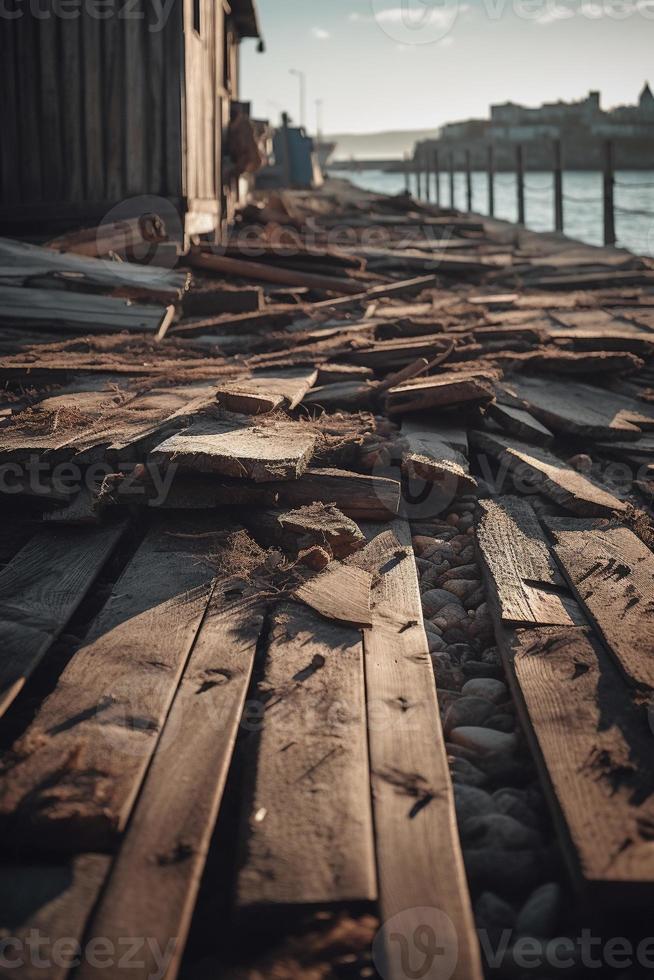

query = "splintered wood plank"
[502, 375, 643, 440]
[546, 519, 654, 690]
[401, 418, 477, 494]
[476, 497, 582, 627]
[272, 468, 401, 521]
[246, 503, 366, 559]
[236, 601, 377, 912]
[350, 523, 482, 980]
[386, 372, 494, 416]
[150, 414, 317, 483]
[343, 335, 453, 370]
[0, 523, 222, 852]
[470, 430, 627, 517]
[0, 856, 110, 980]
[216, 367, 318, 415]
[74, 585, 266, 980]
[0, 524, 125, 718]
[294, 562, 373, 627]
[501, 625, 654, 896]
[487, 401, 554, 446]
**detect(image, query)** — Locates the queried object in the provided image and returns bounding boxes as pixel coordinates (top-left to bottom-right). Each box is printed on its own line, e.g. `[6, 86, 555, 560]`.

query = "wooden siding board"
[124, 18, 147, 194]
[15, 14, 43, 202]
[38, 16, 64, 201]
[0, 23, 21, 201]
[103, 12, 126, 201]
[60, 18, 85, 202]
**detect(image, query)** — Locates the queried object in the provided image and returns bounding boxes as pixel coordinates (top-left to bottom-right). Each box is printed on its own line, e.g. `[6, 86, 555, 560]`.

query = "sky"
[240, 0, 654, 135]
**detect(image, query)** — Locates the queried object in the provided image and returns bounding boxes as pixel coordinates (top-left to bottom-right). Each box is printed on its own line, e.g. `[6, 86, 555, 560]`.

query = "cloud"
[311, 26, 332, 39]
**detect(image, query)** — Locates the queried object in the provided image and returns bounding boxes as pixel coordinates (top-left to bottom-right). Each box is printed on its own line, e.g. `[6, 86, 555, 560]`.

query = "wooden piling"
[416, 163, 422, 201]
[434, 149, 440, 207]
[516, 144, 525, 225]
[465, 149, 472, 212]
[404, 153, 410, 194]
[603, 139, 616, 247]
[554, 139, 563, 233]
[449, 153, 455, 209]
[487, 144, 495, 218]
[425, 157, 431, 203]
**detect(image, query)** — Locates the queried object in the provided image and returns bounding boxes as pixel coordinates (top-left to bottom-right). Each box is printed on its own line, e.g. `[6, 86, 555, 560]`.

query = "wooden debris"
[401, 418, 477, 495]
[272, 467, 401, 521]
[471, 430, 627, 517]
[476, 497, 583, 627]
[216, 367, 318, 414]
[150, 414, 317, 483]
[387, 372, 495, 416]
[546, 518, 654, 690]
[294, 562, 373, 627]
[236, 602, 377, 912]
[247, 502, 365, 559]
[487, 401, 554, 446]
[0, 523, 125, 718]
[190, 249, 364, 295]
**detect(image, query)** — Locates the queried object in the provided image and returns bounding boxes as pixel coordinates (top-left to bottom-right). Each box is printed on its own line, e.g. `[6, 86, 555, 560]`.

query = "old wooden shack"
[0, 0, 262, 239]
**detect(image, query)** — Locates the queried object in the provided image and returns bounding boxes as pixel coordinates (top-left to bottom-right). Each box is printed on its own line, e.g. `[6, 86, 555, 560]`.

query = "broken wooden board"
[0, 855, 111, 980]
[294, 562, 373, 627]
[471, 430, 627, 517]
[302, 379, 376, 410]
[215, 367, 318, 415]
[342, 336, 453, 371]
[0, 236, 188, 302]
[545, 518, 654, 691]
[190, 250, 364, 295]
[386, 372, 495, 416]
[246, 502, 365, 559]
[350, 523, 482, 980]
[236, 601, 377, 912]
[150, 414, 317, 483]
[476, 497, 583, 627]
[0, 286, 175, 338]
[0, 523, 125, 718]
[496, 349, 644, 376]
[272, 467, 401, 521]
[500, 625, 654, 899]
[487, 401, 554, 447]
[0, 523, 223, 851]
[502, 375, 648, 440]
[401, 418, 477, 495]
[74, 585, 266, 980]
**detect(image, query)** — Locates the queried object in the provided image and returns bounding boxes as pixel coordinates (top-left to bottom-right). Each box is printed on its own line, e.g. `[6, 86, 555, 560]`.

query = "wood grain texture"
[216, 368, 318, 415]
[294, 562, 373, 627]
[271, 468, 401, 521]
[487, 401, 554, 446]
[236, 601, 377, 911]
[387, 373, 494, 416]
[471, 430, 627, 517]
[476, 497, 583, 627]
[546, 518, 654, 690]
[0, 523, 222, 851]
[350, 522, 482, 980]
[501, 625, 654, 895]
[0, 856, 110, 980]
[0, 287, 173, 336]
[151, 414, 317, 482]
[0, 524, 125, 718]
[401, 418, 477, 494]
[75, 584, 266, 980]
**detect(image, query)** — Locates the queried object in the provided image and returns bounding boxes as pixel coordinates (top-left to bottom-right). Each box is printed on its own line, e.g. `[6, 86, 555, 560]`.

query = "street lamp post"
[289, 68, 306, 129]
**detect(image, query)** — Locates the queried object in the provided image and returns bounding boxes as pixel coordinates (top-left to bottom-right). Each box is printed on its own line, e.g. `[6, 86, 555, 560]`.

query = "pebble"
[458, 513, 474, 531]
[431, 654, 465, 691]
[444, 697, 496, 735]
[462, 660, 504, 680]
[493, 789, 540, 829]
[440, 563, 480, 582]
[485, 713, 516, 733]
[460, 813, 542, 851]
[464, 587, 486, 610]
[453, 785, 497, 823]
[421, 588, 465, 618]
[450, 756, 488, 788]
[463, 847, 545, 895]
[449, 726, 518, 756]
[446, 512, 460, 527]
[424, 628, 446, 653]
[462, 678, 508, 704]
[515, 883, 562, 938]
[442, 579, 480, 602]
[474, 891, 516, 944]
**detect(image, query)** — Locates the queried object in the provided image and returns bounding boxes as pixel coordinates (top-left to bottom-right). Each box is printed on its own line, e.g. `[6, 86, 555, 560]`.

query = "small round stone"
[462, 678, 508, 704]
[449, 726, 518, 756]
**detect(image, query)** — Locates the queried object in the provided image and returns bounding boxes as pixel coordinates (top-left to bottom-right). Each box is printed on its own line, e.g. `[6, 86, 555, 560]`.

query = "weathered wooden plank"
[343, 336, 453, 370]
[74, 584, 266, 980]
[103, 11, 125, 200]
[350, 523, 482, 980]
[476, 497, 583, 627]
[245, 503, 365, 559]
[294, 562, 373, 627]
[501, 625, 654, 897]
[272, 467, 401, 521]
[190, 250, 364, 295]
[124, 19, 146, 193]
[236, 601, 377, 912]
[60, 19, 84, 202]
[82, 14, 104, 201]
[401, 418, 477, 495]
[387, 372, 495, 416]
[38, 17, 64, 201]
[150, 414, 317, 482]
[216, 367, 318, 414]
[0, 523, 125, 718]
[546, 519, 654, 690]
[0, 523, 222, 851]
[0, 856, 111, 980]
[470, 430, 627, 517]
[487, 401, 554, 446]
[0, 286, 174, 337]
[0, 22, 21, 201]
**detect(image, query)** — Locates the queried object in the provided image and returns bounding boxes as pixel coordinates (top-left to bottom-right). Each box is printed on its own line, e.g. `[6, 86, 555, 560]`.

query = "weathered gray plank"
[236, 601, 377, 911]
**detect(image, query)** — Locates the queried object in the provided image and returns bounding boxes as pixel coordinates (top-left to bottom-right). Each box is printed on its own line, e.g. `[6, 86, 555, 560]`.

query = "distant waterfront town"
[414, 83, 654, 170]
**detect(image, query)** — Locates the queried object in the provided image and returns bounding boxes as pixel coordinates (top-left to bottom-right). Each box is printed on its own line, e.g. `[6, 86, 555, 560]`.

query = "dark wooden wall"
[0, 0, 249, 239]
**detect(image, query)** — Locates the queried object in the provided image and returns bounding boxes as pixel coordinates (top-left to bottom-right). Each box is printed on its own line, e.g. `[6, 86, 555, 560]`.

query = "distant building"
[417, 85, 654, 170]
